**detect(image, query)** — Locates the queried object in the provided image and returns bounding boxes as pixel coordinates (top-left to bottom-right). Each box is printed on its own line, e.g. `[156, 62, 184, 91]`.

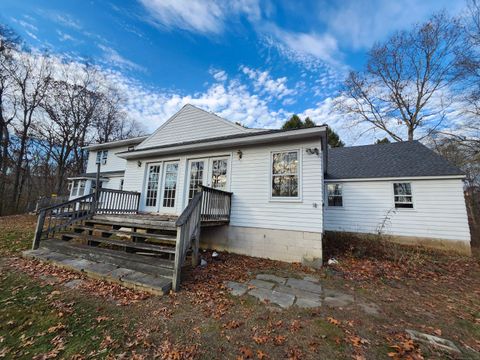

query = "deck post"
[192, 204, 201, 267]
[172, 226, 183, 292]
[32, 210, 46, 250]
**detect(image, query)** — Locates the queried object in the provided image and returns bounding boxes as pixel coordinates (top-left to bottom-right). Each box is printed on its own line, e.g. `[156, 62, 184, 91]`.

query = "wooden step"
[86, 236, 176, 255]
[72, 225, 177, 243]
[41, 240, 175, 277]
[85, 218, 176, 231]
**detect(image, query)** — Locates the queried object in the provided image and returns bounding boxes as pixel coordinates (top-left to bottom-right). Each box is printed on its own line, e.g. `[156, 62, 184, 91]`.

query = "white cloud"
[320, 0, 466, 50]
[209, 68, 228, 82]
[98, 45, 146, 73]
[139, 0, 260, 34]
[240, 65, 295, 100]
[56, 30, 77, 43]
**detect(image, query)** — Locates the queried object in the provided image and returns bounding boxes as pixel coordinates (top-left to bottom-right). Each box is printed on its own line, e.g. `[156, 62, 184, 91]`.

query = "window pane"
[394, 183, 411, 196]
[146, 165, 161, 207]
[211, 159, 228, 190]
[189, 161, 204, 200]
[272, 151, 298, 175]
[78, 180, 86, 196]
[272, 175, 298, 197]
[163, 163, 178, 208]
[271, 151, 299, 198]
[328, 196, 343, 207]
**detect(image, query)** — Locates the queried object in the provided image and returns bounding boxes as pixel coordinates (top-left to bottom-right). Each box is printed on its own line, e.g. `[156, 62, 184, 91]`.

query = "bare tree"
[335, 13, 465, 142]
[8, 51, 52, 209]
[0, 25, 19, 214]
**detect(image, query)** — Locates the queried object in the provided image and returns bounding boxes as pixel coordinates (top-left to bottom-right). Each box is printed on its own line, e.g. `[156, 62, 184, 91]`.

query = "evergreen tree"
[327, 128, 345, 148]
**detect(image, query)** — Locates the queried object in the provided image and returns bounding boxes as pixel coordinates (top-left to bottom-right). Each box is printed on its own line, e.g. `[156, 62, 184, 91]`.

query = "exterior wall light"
[137, 161, 142, 167]
[237, 150, 243, 159]
[306, 147, 319, 155]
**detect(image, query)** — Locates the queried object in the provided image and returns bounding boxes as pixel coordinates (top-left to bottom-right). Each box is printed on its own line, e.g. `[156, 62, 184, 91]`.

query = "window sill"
[269, 197, 303, 203]
[326, 206, 345, 210]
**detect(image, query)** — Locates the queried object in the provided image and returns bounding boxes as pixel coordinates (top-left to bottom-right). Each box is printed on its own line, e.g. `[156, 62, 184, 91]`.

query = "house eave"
[117, 127, 327, 160]
[83, 136, 149, 151]
[324, 175, 466, 182]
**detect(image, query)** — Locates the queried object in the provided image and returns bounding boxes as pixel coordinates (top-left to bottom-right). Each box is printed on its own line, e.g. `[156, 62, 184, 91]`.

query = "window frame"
[326, 183, 343, 208]
[269, 148, 302, 202]
[393, 182, 414, 209]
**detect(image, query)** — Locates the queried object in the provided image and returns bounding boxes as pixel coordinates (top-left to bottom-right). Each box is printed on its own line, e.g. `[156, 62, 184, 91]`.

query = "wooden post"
[172, 226, 184, 292]
[192, 198, 201, 267]
[32, 210, 46, 250]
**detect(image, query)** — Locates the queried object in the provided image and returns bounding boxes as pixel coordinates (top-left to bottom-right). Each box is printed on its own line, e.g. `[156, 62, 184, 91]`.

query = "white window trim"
[392, 182, 415, 210]
[326, 183, 344, 208]
[269, 148, 302, 202]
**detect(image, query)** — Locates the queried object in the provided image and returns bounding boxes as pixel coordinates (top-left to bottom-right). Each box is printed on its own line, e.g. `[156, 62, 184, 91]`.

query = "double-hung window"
[393, 183, 413, 208]
[327, 183, 343, 207]
[271, 150, 299, 199]
[96, 150, 108, 165]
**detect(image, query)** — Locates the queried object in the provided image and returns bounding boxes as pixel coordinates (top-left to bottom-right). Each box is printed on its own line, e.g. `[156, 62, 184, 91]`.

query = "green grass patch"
[0, 271, 126, 359]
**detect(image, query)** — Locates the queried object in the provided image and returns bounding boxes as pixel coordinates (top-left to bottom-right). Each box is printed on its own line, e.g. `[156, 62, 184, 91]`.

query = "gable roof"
[326, 141, 464, 180]
[136, 104, 253, 150]
[117, 126, 328, 159]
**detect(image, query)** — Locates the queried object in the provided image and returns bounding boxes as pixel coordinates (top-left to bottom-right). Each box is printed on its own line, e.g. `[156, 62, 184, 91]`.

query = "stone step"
[41, 239, 175, 277]
[23, 248, 172, 295]
[72, 225, 177, 244]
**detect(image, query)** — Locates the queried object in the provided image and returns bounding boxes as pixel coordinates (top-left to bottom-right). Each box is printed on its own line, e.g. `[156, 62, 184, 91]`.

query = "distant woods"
[0, 25, 144, 215]
[282, 114, 344, 148]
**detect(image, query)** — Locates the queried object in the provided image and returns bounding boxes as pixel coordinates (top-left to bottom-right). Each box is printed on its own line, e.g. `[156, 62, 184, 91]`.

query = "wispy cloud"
[138, 0, 260, 34]
[98, 45, 146, 73]
[240, 65, 295, 101]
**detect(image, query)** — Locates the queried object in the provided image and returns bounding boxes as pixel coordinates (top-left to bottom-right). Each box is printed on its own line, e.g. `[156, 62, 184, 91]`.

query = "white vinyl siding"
[86, 145, 131, 174]
[122, 139, 324, 233]
[324, 179, 471, 242]
[136, 104, 249, 150]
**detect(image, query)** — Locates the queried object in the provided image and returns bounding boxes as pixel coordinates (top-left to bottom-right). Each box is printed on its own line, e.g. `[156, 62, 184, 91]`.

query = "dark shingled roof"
[326, 141, 463, 180]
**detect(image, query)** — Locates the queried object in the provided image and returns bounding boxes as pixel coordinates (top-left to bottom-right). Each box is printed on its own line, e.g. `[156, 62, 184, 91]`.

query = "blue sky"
[0, 0, 467, 143]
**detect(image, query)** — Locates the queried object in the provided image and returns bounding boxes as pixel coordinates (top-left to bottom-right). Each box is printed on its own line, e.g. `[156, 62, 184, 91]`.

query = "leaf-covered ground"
[0, 214, 479, 359]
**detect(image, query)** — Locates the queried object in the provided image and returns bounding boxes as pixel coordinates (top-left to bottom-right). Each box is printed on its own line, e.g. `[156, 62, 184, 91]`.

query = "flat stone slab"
[121, 271, 171, 294]
[303, 276, 320, 283]
[249, 287, 295, 309]
[295, 296, 322, 308]
[83, 262, 118, 277]
[226, 281, 249, 296]
[109, 267, 135, 280]
[358, 302, 381, 315]
[248, 279, 275, 290]
[406, 330, 461, 354]
[59, 258, 93, 271]
[63, 279, 84, 289]
[275, 284, 322, 301]
[256, 274, 286, 285]
[286, 278, 323, 294]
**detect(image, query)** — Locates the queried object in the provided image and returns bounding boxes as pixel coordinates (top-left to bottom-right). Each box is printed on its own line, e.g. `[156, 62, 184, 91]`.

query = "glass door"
[209, 157, 229, 191]
[186, 159, 207, 201]
[144, 163, 162, 212]
[160, 161, 179, 213]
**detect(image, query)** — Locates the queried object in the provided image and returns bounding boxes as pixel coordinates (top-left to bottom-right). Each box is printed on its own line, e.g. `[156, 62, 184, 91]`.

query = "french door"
[159, 161, 179, 213]
[144, 163, 162, 212]
[186, 156, 230, 204]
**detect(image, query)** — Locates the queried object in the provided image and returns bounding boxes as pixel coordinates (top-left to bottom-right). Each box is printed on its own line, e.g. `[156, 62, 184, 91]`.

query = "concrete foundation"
[325, 231, 471, 256]
[200, 225, 323, 266]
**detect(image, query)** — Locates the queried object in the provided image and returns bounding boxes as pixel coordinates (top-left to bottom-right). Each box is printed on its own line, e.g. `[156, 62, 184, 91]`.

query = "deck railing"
[32, 189, 141, 250]
[172, 185, 233, 291]
[172, 191, 203, 291]
[200, 185, 232, 223]
[96, 188, 141, 214]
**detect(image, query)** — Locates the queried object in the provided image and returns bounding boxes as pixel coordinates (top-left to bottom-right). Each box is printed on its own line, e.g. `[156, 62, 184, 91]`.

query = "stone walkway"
[227, 273, 379, 312]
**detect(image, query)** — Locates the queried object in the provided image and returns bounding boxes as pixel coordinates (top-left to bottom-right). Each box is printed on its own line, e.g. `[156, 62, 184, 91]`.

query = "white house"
[68, 104, 472, 264]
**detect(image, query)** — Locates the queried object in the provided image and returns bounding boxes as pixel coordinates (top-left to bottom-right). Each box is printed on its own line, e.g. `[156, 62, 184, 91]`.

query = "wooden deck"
[29, 185, 233, 294]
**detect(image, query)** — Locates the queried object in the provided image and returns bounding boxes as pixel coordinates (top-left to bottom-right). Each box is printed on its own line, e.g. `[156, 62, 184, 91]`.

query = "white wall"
[123, 139, 324, 234]
[85, 145, 130, 174]
[136, 105, 248, 150]
[324, 178, 471, 242]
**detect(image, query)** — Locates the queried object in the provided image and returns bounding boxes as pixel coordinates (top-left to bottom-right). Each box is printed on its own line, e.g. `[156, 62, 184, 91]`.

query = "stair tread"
[73, 225, 177, 242]
[86, 236, 176, 254]
[42, 239, 175, 274]
[85, 218, 176, 231]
